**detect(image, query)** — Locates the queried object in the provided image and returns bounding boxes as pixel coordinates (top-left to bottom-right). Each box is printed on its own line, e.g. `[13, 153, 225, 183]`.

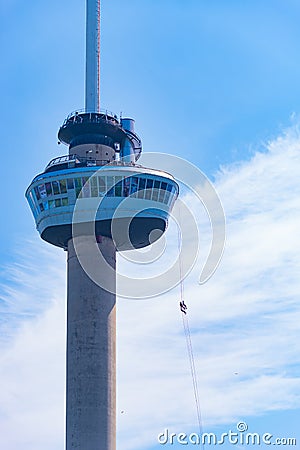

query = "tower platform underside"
[41, 216, 166, 250]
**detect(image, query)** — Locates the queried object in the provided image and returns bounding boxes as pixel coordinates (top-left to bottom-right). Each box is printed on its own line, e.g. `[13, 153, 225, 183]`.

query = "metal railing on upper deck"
[44, 154, 137, 173]
[61, 109, 120, 128]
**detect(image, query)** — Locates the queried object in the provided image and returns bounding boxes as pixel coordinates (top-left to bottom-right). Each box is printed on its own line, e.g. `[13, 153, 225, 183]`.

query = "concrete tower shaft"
[66, 237, 116, 450]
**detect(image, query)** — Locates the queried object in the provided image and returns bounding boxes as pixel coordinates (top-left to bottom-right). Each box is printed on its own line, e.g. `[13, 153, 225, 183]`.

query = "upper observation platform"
[58, 110, 142, 163]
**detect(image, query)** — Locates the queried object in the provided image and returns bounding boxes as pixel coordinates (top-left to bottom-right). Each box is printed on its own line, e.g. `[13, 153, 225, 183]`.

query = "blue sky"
[1, 1, 300, 449]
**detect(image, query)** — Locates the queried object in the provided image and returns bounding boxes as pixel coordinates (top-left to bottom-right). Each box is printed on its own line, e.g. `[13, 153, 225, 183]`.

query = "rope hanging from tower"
[177, 204, 204, 445]
[180, 302, 203, 440]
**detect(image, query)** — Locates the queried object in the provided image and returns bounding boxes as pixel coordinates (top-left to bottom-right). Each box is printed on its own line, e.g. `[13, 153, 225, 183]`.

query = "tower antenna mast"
[85, 0, 101, 112]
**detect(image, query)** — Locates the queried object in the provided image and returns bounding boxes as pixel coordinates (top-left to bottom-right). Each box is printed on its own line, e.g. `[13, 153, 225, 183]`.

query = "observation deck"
[26, 157, 178, 251]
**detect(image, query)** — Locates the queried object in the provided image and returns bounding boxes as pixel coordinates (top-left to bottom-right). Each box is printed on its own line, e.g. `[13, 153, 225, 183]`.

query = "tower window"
[145, 179, 153, 200]
[146, 179, 153, 189]
[123, 178, 130, 196]
[34, 186, 41, 201]
[131, 177, 138, 196]
[164, 192, 171, 205]
[52, 181, 60, 195]
[137, 179, 145, 199]
[45, 182, 53, 196]
[152, 187, 159, 202]
[82, 178, 90, 197]
[114, 177, 123, 197]
[90, 176, 98, 197]
[38, 184, 47, 199]
[158, 189, 165, 203]
[75, 178, 82, 189]
[98, 177, 106, 195]
[67, 178, 74, 190]
[75, 178, 82, 198]
[106, 176, 115, 196]
[138, 178, 146, 191]
[60, 179, 67, 194]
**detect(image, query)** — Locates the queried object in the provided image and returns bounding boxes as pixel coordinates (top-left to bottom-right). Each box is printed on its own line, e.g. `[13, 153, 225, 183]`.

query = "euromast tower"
[25, 1, 178, 449]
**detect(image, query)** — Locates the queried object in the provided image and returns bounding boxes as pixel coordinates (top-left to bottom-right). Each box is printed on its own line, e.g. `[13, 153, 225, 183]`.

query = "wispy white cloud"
[0, 125, 300, 449]
[118, 124, 300, 447]
[0, 241, 65, 449]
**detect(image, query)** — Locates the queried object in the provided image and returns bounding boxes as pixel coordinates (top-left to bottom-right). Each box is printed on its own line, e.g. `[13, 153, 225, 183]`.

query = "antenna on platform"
[85, 0, 101, 112]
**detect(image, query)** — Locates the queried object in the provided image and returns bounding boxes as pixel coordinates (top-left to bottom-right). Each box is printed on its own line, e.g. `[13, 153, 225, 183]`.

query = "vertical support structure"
[85, 0, 101, 112]
[66, 236, 116, 450]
